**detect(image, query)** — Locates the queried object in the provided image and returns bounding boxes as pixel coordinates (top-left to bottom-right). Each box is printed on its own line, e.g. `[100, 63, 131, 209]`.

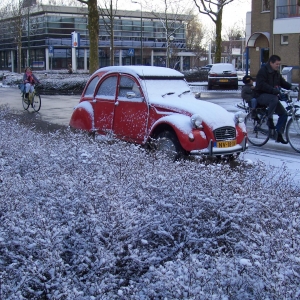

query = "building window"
[262, 0, 270, 11]
[281, 34, 289, 44]
[276, 0, 300, 18]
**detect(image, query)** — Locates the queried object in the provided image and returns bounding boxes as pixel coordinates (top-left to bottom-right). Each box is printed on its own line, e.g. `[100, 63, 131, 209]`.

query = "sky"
[221, 0, 251, 27]
[127, 0, 252, 33]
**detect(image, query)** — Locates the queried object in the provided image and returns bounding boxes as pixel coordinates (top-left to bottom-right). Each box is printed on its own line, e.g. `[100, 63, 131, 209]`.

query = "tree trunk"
[88, 0, 99, 74]
[214, 7, 223, 63]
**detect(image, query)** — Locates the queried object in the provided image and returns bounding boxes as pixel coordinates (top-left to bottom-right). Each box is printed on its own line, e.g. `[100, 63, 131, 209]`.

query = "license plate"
[217, 140, 236, 148]
[219, 79, 229, 82]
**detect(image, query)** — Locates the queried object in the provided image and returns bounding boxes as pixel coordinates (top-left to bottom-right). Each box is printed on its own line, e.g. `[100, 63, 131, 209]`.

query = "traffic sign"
[71, 32, 80, 48]
[128, 48, 134, 56]
[48, 46, 53, 57]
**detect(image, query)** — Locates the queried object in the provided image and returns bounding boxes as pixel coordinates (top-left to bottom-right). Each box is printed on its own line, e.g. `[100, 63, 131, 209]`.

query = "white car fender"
[150, 114, 193, 137]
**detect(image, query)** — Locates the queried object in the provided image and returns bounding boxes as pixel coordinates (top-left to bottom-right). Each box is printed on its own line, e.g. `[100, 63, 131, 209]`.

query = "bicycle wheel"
[245, 112, 270, 146]
[31, 93, 41, 112]
[22, 93, 29, 110]
[286, 115, 300, 153]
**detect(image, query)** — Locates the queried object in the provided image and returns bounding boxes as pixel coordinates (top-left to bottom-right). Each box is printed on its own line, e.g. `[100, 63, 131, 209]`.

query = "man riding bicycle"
[23, 67, 40, 100]
[255, 55, 292, 144]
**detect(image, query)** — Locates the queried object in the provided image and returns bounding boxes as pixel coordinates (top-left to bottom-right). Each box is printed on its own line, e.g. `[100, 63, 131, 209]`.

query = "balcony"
[276, 4, 300, 18]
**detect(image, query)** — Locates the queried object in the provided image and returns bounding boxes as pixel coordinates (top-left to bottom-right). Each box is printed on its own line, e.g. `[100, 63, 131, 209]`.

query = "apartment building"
[247, 0, 300, 82]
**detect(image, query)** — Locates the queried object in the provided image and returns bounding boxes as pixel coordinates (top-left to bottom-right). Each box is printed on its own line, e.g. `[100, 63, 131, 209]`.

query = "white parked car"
[208, 63, 238, 90]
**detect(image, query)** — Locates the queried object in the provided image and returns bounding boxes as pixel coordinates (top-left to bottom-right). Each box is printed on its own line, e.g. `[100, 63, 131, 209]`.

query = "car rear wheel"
[207, 84, 212, 90]
[155, 131, 185, 161]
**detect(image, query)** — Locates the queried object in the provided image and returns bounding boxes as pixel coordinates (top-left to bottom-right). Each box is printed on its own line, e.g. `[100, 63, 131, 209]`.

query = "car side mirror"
[194, 92, 201, 99]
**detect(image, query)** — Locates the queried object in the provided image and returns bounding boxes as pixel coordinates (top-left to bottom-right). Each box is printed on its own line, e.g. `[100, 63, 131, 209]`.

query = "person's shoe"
[276, 132, 288, 144]
[267, 118, 276, 129]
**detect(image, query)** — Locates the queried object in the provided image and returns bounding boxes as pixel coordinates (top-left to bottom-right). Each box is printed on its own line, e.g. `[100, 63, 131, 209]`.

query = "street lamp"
[132, 1, 143, 65]
[240, 37, 245, 70]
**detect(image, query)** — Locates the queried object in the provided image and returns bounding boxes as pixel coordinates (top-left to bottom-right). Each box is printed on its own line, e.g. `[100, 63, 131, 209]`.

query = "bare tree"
[223, 22, 244, 41]
[148, 0, 194, 68]
[98, 0, 119, 66]
[193, 0, 234, 63]
[76, 0, 99, 74]
[185, 16, 206, 67]
[0, 0, 29, 73]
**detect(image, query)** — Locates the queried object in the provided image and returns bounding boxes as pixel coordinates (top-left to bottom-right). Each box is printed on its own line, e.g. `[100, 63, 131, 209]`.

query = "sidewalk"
[0, 86, 79, 126]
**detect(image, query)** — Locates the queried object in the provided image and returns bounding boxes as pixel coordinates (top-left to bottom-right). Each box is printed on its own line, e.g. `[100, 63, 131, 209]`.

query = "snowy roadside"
[1, 107, 300, 299]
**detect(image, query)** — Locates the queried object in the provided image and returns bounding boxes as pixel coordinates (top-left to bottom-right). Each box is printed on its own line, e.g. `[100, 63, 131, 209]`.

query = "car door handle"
[115, 101, 119, 106]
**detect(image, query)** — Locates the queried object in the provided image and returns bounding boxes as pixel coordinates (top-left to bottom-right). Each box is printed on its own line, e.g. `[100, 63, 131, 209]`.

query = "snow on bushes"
[0, 107, 299, 299]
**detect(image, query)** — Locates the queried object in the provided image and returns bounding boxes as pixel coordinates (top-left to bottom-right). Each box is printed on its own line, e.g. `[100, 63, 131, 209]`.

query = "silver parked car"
[208, 63, 238, 90]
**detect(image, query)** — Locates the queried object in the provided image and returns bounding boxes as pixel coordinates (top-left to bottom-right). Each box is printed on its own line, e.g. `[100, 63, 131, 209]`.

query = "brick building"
[247, 0, 300, 83]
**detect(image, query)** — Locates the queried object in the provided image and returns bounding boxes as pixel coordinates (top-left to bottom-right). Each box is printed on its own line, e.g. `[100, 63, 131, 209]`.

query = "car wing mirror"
[194, 92, 201, 99]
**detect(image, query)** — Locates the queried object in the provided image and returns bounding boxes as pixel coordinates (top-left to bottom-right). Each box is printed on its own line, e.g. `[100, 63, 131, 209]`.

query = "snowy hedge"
[1, 71, 88, 95]
[0, 106, 299, 299]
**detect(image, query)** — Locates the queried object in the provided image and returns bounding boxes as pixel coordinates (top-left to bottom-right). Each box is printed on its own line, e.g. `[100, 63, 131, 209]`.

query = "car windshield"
[142, 78, 190, 98]
[210, 64, 236, 73]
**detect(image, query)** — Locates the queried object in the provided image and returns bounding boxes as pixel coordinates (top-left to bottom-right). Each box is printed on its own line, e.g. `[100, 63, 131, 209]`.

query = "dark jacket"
[241, 83, 255, 104]
[255, 62, 292, 97]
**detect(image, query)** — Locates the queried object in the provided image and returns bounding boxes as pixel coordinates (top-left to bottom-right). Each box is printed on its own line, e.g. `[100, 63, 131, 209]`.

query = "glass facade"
[0, 5, 188, 71]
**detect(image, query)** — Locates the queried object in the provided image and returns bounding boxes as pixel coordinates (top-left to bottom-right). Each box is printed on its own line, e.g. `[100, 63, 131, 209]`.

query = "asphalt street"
[0, 86, 79, 126]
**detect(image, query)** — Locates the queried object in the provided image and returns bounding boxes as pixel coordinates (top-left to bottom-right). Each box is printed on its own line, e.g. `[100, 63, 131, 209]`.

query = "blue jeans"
[257, 93, 288, 134]
[251, 98, 257, 109]
[25, 83, 34, 93]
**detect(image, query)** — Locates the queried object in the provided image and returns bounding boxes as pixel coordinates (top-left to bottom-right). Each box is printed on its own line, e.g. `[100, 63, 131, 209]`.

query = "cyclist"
[23, 67, 40, 100]
[255, 55, 292, 144]
[68, 63, 73, 74]
[241, 75, 257, 118]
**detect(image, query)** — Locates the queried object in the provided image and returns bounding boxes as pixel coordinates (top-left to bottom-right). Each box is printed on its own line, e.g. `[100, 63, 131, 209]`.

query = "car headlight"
[234, 111, 247, 124]
[191, 114, 203, 129]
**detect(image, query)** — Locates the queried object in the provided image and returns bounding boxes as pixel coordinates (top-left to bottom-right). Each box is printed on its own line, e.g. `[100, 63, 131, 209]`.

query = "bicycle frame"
[245, 87, 300, 152]
[21, 85, 41, 112]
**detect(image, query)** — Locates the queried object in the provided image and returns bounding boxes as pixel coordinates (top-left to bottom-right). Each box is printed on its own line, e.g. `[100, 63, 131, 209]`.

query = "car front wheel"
[155, 131, 185, 161]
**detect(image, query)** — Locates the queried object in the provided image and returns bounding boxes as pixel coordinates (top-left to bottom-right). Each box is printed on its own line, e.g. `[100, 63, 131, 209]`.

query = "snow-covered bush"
[1, 71, 89, 95]
[0, 107, 299, 299]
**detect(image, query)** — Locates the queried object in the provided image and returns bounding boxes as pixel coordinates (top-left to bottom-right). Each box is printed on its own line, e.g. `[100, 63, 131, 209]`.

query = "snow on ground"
[1, 107, 300, 299]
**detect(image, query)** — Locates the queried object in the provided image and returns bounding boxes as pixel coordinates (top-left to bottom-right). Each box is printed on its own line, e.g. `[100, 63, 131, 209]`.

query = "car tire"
[207, 84, 212, 90]
[155, 131, 185, 161]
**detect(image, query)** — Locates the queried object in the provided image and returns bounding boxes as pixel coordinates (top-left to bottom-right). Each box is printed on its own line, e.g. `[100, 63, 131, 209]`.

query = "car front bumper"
[190, 137, 248, 156]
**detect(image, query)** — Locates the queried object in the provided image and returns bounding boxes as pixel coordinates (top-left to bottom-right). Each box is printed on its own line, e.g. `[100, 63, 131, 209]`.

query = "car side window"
[96, 76, 117, 98]
[118, 76, 142, 99]
[84, 76, 100, 97]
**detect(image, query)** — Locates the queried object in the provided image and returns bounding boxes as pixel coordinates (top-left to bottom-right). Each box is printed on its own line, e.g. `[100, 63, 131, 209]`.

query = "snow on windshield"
[210, 63, 236, 73]
[142, 78, 189, 97]
[142, 78, 236, 129]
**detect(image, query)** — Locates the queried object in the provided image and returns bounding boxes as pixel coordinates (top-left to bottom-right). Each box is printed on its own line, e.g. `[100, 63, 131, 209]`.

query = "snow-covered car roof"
[209, 63, 237, 73]
[94, 66, 184, 78]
